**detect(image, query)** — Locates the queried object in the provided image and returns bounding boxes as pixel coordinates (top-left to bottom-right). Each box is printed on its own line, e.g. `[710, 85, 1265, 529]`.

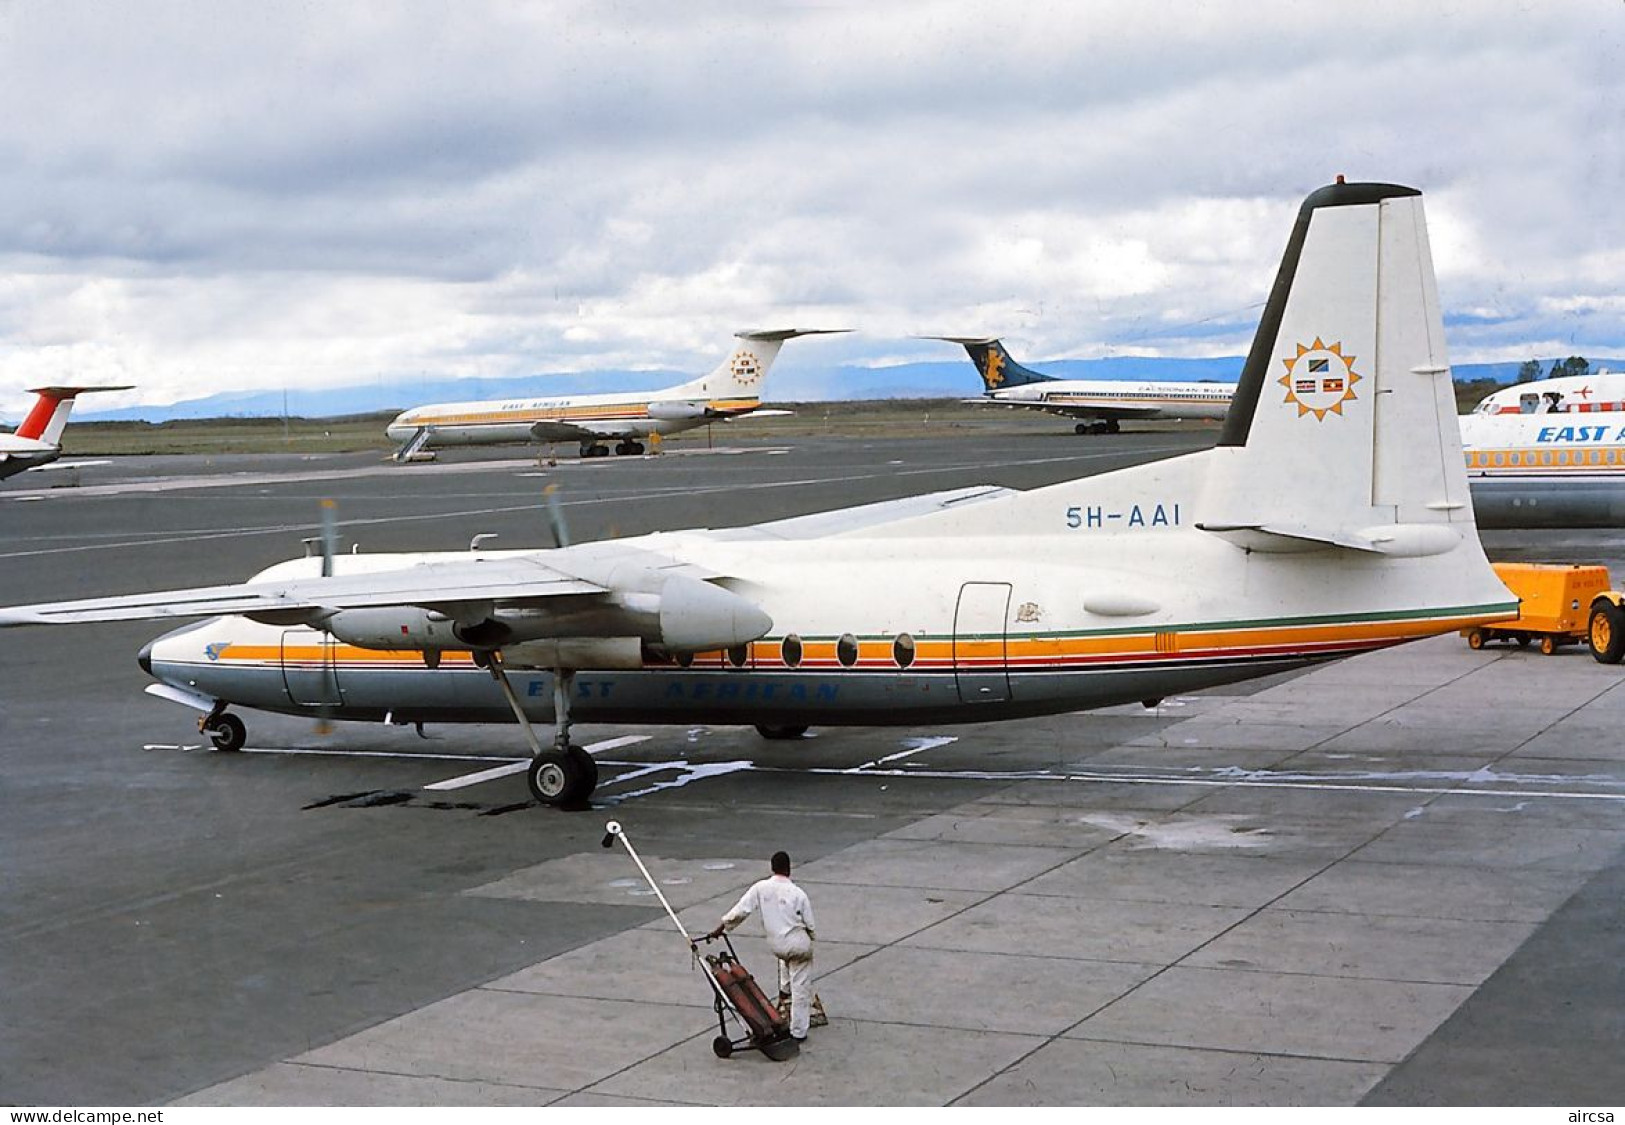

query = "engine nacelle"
[324, 607, 464, 651]
[645, 400, 710, 422]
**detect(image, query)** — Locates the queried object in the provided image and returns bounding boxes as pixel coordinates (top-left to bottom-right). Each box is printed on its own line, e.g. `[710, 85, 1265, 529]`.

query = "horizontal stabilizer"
[1196, 522, 1383, 554]
[735, 328, 851, 342]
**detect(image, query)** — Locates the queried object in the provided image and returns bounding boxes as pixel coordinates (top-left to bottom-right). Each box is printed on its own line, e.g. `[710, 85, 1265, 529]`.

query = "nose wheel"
[200, 708, 247, 752]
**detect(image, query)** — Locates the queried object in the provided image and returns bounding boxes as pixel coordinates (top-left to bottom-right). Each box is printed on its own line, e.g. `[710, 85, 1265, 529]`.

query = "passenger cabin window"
[781, 634, 803, 668]
[893, 633, 916, 669]
[836, 633, 859, 668]
[727, 644, 749, 668]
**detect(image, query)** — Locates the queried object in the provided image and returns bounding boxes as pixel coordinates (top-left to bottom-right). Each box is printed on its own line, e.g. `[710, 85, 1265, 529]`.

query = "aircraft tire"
[754, 724, 809, 740]
[528, 746, 597, 807]
[1588, 602, 1625, 664]
[204, 712, 247, 752]
[1074, 423, 1089, 435]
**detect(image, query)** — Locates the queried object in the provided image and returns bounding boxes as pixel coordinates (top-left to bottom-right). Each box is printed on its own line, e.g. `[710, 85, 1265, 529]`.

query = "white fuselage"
[988, 380, 1235, 420]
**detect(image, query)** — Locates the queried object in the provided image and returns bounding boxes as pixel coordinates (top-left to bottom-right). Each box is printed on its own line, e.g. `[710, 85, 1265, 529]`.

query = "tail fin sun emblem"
[1280, 337, 1360, 420]
[729, 352, 762, 385]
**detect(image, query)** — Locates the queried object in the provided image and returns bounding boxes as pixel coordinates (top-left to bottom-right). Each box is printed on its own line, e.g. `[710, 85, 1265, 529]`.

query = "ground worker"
[709, 850, 823, 1040]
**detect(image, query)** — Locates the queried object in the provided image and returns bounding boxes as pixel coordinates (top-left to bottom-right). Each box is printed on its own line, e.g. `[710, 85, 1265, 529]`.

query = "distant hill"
[43, 355, 1625, 424]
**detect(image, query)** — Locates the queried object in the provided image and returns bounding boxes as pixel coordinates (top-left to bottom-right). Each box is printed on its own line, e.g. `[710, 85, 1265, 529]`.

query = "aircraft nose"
[137, 638, 153, 676]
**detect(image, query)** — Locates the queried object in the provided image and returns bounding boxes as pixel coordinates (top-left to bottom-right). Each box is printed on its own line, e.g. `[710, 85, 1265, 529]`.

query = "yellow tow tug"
[1464, 563, 1625, 662]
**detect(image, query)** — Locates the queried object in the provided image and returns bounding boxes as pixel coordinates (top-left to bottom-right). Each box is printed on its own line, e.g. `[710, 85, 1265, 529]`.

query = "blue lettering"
[789, 683, 807, 701]
[1539, 427, 1556, 443]
[690, 682, 711, 700]
[1151, 503, 1169, 527]
[665, 683, 686, 699]
[1128, 505, 1145, 527]
[1087, 506, 1102, 528]
[716, 682, 741, 701]
[526, 680, 546, 697]
[816, 684, 838, 702]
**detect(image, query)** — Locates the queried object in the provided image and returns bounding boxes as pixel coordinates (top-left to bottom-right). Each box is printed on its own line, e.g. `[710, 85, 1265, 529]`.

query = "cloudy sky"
[2, 0, 1622, 417]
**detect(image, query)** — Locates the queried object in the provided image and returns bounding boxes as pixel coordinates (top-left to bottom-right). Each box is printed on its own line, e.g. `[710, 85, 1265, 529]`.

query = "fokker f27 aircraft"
[0, 385, 131, 481]
[385, 329, 842, 461]
[0, 181, 1516, 809]
[931, 337, 1235, 433]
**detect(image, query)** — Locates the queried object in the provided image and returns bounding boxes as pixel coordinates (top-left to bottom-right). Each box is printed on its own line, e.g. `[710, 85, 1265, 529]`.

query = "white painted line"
[422, 760, 530, 791]
[855, 735, 957, 771]
[423, 734, 651, 791]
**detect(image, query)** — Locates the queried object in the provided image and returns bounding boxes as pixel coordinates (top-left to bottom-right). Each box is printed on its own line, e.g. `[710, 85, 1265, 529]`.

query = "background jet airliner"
[930, 336, 1235, 433]
[1459, 410, 1625, 528]
[1470, 369, 1625, 416]
[0, 181, 1516, 810]
[386, 328, 843, 461]
[0, 385, 131, 481]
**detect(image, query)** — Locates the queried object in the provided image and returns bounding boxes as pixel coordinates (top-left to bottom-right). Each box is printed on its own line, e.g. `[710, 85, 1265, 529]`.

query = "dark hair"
[771, 850, 791, 875]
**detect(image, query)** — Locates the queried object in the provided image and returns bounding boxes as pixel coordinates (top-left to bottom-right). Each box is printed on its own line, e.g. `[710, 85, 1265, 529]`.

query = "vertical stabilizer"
[929, 338, 1055, 391]
[1200, 183, 1469, 550]
[681, 329, 848, 399]
[17, 386, 133, 445]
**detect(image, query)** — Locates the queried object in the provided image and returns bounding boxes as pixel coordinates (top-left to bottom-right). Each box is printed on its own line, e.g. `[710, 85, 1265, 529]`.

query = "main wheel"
[754, 724, 809, 740]
[1588, 601, 1625, 664]
[1074, 423, 1090, 435]
[204, 712, 247, 752]
[527, 746, 595, 808]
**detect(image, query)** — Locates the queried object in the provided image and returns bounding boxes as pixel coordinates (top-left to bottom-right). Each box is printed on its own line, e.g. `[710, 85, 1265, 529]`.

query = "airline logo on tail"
[982, 347, 1007, 389]
[1279, 337, 1360, 420]
[729, 351, 763, 385]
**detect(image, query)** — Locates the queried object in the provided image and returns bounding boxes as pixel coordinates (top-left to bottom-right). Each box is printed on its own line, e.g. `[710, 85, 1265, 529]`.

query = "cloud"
[2, 0, 1622, 417]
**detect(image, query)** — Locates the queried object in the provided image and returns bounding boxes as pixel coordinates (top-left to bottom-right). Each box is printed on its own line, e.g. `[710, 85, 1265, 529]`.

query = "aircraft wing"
[0, 542, 769, 654]
[0, 554, 606, 627]
[529, 420, 619, 441]
[26, 459, 112, 473]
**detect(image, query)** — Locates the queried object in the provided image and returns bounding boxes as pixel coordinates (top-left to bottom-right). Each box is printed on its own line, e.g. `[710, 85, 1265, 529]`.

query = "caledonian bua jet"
[0, 180, 1519, 809]
[929, 336, 1235, 434]
[0, 385, 131, 481]
[384, 329, 843, 461]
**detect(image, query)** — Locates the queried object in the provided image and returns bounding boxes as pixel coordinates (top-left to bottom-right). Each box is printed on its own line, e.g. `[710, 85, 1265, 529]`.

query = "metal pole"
[601, 821, 694, 944]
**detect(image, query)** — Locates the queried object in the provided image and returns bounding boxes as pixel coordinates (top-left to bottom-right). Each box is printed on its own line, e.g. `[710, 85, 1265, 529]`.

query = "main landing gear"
[578, 440, 645, 458]
[481, 652, 597, 808]
[1074, 419, 1120, 435]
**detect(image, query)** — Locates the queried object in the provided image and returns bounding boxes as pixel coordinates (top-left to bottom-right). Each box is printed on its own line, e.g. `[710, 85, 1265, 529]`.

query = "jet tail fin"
[924, 337, 1054, 391]
[681, 329, 849, 399]
[16, 385, 134, 445]
[1196, 182, 1472, 552]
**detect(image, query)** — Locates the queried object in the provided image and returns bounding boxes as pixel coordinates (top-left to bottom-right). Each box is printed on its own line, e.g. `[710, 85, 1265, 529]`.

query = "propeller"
[314, 498, 339, 734]
[543, 483, 571, 548]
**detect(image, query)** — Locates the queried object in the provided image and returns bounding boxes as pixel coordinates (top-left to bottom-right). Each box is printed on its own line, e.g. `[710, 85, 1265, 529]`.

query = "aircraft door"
[953, 582, 1011, 705]
[281, 629, 343, 707]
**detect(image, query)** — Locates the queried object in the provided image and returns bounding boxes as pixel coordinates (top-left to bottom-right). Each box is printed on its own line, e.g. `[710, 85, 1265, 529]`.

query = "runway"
[2, 428, 1622, 1106]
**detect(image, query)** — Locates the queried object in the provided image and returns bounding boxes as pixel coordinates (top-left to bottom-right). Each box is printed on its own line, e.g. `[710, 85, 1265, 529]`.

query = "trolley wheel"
[1589, 601, 1625, 664]
[712, 1035, 733, 1059]
[1539, 635, 1558, 656]
[1465, 629, 1486, 651]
